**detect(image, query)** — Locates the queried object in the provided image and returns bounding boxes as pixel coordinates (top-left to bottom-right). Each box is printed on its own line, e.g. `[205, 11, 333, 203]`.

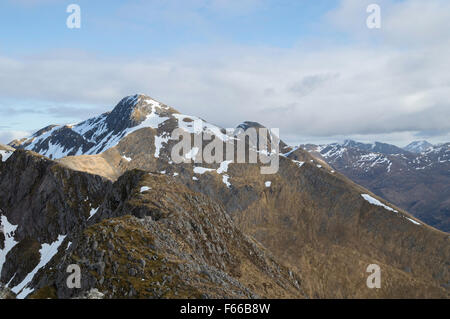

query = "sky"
[0, 0, 449, 147]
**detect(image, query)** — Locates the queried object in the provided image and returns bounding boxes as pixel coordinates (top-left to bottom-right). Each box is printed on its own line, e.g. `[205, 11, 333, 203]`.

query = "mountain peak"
[236, 121, 265, 130]
[111, 94, 162, 116]
[339, 139, 408, 155]
[342, 139, 356, 147]
[106, 94, 179, 130]
[12, 94, 182, 159]
[404, 140, 433, 153]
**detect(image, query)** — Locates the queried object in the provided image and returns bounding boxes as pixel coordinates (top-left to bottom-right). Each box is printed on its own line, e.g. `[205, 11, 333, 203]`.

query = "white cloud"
[0, 0, 449, 146]
[1, 40, 449, 145]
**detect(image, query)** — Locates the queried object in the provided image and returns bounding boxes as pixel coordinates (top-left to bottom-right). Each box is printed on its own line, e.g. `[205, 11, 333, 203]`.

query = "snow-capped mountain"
[303, 140, 450, 232]
[403, 140, 433, 153]
[10, 95, 180, 159]
[340, 139, 410, 156]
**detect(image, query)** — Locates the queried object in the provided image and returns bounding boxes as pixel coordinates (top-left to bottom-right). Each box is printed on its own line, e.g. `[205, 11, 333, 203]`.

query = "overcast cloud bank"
[0, 0, 449, 146]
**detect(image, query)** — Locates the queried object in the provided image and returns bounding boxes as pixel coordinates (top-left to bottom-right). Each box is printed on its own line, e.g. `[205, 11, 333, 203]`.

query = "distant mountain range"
[404, 140, 434, 153]
[302, 140, 450, 232]
[1, 94, 448, 299]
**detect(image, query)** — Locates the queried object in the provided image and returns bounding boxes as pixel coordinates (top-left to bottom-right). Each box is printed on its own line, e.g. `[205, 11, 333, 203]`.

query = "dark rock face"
[0, 150, 110, 288]
[303, 141, 450, 232]
[0, 150, 109, 243]
[0, 152, 303, 299]
[34, 172, 304, 299]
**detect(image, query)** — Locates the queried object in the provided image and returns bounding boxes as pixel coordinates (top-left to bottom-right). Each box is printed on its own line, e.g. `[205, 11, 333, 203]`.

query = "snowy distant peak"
[307, 142, 394, 173]
[236, 121, 265, 131]
[341, 139, 356, 147]
[305, 139, 449, 176]
[403, 140, 433, 153]
[419, 142, 450, 160]
[340, 140, 408, 155]
[341, 139, 370, 149]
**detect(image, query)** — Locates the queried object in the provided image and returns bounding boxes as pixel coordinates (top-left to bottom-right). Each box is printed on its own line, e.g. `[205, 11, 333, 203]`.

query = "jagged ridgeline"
[0, 94, 449, 299]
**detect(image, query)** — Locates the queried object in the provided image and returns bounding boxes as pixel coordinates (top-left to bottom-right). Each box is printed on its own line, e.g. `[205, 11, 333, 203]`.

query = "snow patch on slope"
[217, 160, 232, 174]
[0, 150, 13, 162]
[0, 215, 18, 275]
[406, 217, 421, 225]
[222, 175, 231, 188]
[361, 194, 398, 213]
[12, 235, 67, 299]
[88, 207, 98, 220]
[140, 186, 151, 193]
[173, 114, 231, 142]
[292, 160, 305, 168]
[193, 166, 215, 174]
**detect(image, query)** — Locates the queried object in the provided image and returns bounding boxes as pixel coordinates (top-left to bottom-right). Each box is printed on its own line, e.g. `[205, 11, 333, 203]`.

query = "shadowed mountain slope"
[0, 150, 305, 299]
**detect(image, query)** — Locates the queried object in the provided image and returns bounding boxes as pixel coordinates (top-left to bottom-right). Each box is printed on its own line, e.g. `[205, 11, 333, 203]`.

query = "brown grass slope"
[303, 143, 450, 232]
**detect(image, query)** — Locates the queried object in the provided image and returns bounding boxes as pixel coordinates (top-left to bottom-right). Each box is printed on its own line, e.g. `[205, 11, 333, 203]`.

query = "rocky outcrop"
[0, 150, 110, 289]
